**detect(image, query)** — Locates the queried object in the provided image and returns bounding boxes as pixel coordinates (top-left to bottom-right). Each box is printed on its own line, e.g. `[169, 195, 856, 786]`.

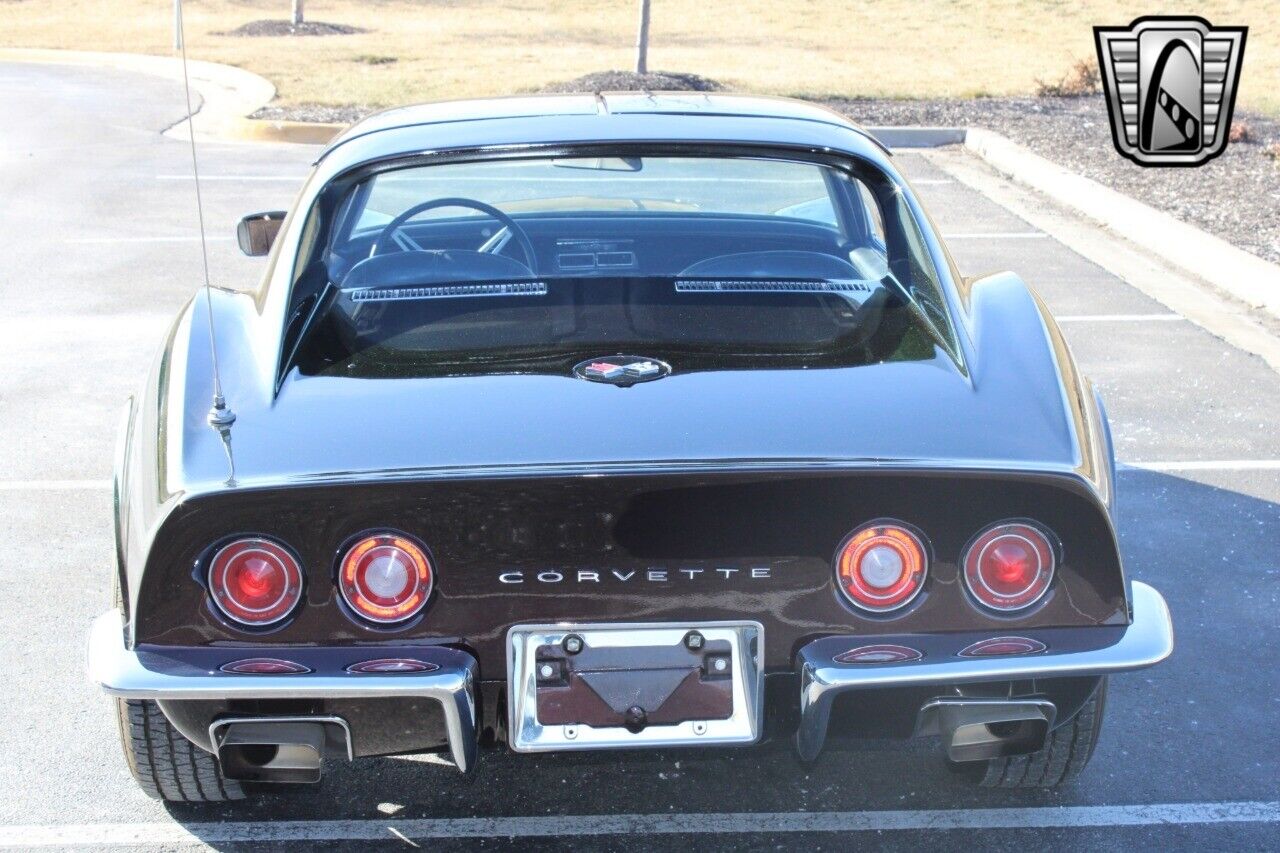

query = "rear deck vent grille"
[675, 278, 874, 294]
[348, 281, 548, 302]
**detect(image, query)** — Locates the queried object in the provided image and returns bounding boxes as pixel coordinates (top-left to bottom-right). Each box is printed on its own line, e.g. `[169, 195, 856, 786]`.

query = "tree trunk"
[292, 0, 304, 26]
[635, 0, 651, 75]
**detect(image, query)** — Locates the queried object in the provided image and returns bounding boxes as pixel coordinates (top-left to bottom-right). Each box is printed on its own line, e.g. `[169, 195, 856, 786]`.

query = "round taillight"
[963, 522, 1057, 612]
[835, 521, 928, 613]
[207, 537, 304, 627]
[338, 533, 433, 625]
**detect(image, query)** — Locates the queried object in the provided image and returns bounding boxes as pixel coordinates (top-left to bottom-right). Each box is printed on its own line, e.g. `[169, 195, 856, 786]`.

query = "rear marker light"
[346, 658, 439, 674]
[835, 644, 924, 664]
[207, 537, 304, 627]
[835, 521, 928, 613]
[339, 532, 433, 625]
[963, 522, 1057, 612]
[220, 658, 311, 674]
[957, 637, 1048, 657]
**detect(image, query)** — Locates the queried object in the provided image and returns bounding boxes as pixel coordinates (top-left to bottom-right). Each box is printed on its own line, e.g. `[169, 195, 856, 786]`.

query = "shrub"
[1036, 59, 1101, 97]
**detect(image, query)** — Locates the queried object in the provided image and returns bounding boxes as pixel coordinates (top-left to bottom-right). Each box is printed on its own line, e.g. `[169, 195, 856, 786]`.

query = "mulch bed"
[252, 82, 1280, 266]
[218, 20, 366, 37]
[537, 70, 723, 94]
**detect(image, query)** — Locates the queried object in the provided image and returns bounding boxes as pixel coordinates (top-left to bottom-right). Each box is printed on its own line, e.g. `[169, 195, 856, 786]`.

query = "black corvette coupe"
[90, 93, 1173, 801]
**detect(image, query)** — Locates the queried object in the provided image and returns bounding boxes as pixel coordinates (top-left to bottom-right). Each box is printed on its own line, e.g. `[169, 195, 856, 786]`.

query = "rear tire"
[109, 563, 243, 801]
[969, 678, 1108, 788]
[114, 696, 246, 802]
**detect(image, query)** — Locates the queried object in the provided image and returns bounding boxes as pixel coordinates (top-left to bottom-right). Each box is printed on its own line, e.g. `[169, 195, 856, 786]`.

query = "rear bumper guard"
[795, 580, 1174, 760]
[86, 610, 478, 773]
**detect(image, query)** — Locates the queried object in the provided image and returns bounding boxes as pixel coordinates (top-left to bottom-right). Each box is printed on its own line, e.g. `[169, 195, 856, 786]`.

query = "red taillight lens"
[963, 522, 1056, 612]
[220, 658, 311, 674]
[957, 637, 1047, 657]
[346, 658, 439, 674]
[835, 644, 923, 664]
[835, 521, 928, 613]
[338, 533, 433, 625]
[208, 538, 303, 627]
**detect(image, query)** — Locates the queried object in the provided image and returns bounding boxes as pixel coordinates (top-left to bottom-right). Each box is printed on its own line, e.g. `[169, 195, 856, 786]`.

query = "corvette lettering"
[498, 567, 772, 584]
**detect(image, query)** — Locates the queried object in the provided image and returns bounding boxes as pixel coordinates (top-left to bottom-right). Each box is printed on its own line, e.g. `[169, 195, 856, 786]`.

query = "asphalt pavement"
[0, 62, 1276, 851]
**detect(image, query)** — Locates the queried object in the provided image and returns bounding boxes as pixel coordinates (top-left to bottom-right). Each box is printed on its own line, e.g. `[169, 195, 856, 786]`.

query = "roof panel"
[319, 94, 881, 166]
[322, 94, 601, 155]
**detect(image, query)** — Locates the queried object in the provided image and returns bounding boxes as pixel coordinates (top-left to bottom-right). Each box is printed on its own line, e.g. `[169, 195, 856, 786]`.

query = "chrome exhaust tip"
[916, 698, 1056, 763]
[210, 716, 352, 784]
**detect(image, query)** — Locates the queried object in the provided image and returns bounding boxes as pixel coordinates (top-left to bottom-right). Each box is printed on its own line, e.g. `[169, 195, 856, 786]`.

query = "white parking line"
[156, 174, 304, 181]
[1123, 460, 1280, 472]
[0, 315, 171, 340]
[941, 231, 1047, 239]
[1056, 314, 1184, 322]
[0, 480, 111, 491]
[0, 801, 1274, 846]
[64, 236, 232, 244]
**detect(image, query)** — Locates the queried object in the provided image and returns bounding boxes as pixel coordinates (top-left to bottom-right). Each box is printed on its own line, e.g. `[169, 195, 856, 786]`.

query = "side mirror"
[236, 211, 287, 257]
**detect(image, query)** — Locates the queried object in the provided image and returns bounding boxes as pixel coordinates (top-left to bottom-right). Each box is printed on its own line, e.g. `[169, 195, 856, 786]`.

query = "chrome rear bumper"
[795, 580, 1174, 760]
[86, 610, 478, 772]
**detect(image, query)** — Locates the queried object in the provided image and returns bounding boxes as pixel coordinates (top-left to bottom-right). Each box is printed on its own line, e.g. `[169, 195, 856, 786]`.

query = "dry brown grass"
[4, 1, 1278, 116]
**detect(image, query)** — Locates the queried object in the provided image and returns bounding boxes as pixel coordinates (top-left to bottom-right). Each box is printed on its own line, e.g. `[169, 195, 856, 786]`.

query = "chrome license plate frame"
[506, 621, 764, 753]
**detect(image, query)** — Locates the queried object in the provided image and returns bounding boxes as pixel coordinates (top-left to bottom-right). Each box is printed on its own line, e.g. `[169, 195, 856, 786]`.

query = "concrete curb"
[929, 146, 1280, 374]
[963, 127, 1280, 321]
[0, 48, 340, 144]
[878, 126, 1280, 325]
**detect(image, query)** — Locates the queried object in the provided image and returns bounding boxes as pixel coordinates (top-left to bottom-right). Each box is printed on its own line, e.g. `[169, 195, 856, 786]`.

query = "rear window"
[356, 157, 836, 227]
[288, 154, 955, 379]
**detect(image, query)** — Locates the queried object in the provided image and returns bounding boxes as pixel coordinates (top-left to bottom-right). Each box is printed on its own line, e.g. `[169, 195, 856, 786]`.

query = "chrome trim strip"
[201, 458, 1096, 495]
[209, 715, 355, 762]
[913, 697, 1056, 740]
[86, 610, 477, 772]
[795, 581, 1173, 761]
[507, 620, 764, 753]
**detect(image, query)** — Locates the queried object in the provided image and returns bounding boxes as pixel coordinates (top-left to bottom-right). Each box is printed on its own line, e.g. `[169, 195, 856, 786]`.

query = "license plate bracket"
[507, 621, 763, 752]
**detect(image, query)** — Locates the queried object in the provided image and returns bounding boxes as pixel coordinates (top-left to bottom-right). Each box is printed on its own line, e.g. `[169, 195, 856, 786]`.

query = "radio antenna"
[175, 0, 235, 427]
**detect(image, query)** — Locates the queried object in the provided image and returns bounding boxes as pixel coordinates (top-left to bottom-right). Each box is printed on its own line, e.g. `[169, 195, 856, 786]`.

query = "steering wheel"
[370, 197, 537, 271]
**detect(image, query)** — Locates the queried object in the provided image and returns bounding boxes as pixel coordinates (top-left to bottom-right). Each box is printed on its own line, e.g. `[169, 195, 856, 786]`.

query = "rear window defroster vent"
[675, 278, 874, 294]
[348, 281, 548, 302]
